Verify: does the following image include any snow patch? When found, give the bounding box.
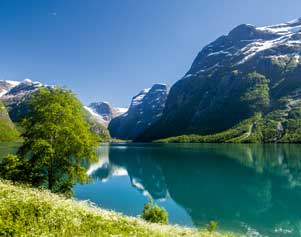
[257,19,301,35]
[208,50,231,57]
[295,54,300,63]
[131,88,150,106]
[84,106,107,125]
[237,34,299,64]
[0,89,8,97]
[115,107,128,114]
[6,80,20,87]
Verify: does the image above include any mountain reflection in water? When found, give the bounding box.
[75,143,301,237]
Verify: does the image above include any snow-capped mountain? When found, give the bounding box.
[109,84,170,140]
[0,79,47,121]
[0,79,44,100]
[185,18,301,77]
[137,18,301,142]
[86,101,127,127]
[0,80,20,97]
[0,79,111,138]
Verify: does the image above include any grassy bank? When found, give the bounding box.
[155,116,259,144]
[0,180,239,237]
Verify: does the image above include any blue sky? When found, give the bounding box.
[0,0,301,107]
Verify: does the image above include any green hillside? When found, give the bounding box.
[0,101,19,142]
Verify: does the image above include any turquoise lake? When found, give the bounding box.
[2,142,301,236]
[74,143,301,237]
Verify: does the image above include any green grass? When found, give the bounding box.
[0,180,239,237]
[156,115,260,144]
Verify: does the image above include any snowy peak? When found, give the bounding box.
[87,101,127,126]
[136,18,301,142]
[188,18,301,76]
[257,18,301,35]
[0,80,21,97]
[84,106,107,125]
[228,24,276,42]
[130,84,169,109]
[6,79,43,97]
[131,89,150,107]
[108,83,170,140]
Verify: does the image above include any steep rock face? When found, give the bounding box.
[138,19,301,142]
[87,102,127,126]
[109,84,170,140]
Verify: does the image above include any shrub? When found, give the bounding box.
[207,220,218,233]
[0,155,24,182]
[142,199,168,224]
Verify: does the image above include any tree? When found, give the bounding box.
[206,220,218,233]
[142,199,168,224]
[14,87,97,196]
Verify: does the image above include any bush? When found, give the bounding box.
[142,199,168,224]
[0,155,24,182]
[207,220,218,233]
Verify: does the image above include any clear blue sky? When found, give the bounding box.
[0,0,300,107]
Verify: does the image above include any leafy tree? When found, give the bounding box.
[0,155,26,183]
[206,220,218,233]
[4,88,98,196]
[142,199,168,224]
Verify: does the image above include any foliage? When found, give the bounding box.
[142,199,168,224]
[0,180,239,237]
[241,72,270,112]
[0,155,25,182]
[1,88,98,196]
[156,115,260,143]
[207,221,218,233]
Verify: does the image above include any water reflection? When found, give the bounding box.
[85,143,301,236]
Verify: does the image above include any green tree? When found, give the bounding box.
[206,220,218,233]
[10,88,97,196]
[142,199,168,224]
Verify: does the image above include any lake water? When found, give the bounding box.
[74,143,301,237]
[2,142,301,236]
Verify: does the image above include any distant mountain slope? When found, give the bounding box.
[0,101,19,141]
[0,79,110,140]
[83,106,111,140]
[137,18,301,142]
[0,80,20,97]
[109,84,170,140]
[0,79,46,122]
[87,101,127,126]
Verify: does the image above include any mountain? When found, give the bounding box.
[109,84,170,140]
[0,100,19,141]
[0,79,110,139]
[0,79,46,121]
[137,18,301,143]
[0,80,20,97]
[83,107,111,141]
[87,101,127,126]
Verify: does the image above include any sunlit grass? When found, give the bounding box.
[0,180,240,237]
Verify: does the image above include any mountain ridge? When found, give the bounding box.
[137,18,301,142]
[109,83,170,140]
